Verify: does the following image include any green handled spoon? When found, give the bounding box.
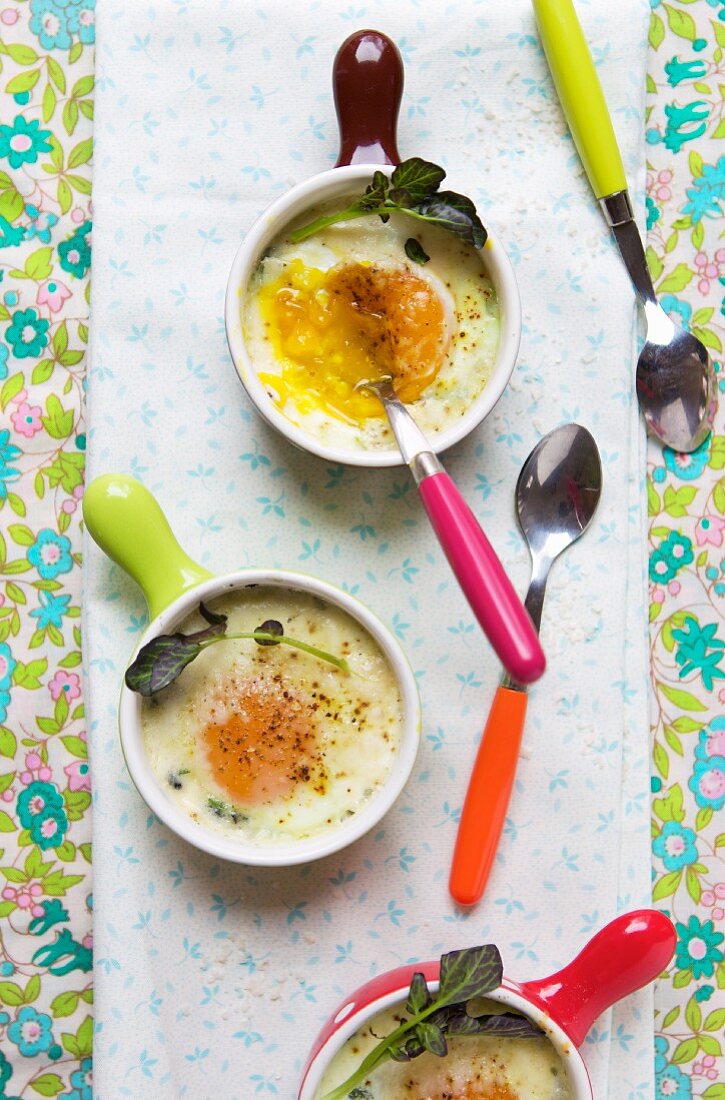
[533,0,717,454]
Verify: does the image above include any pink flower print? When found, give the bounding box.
[36,279,71,314]
[64,759,90,792]
[11,401,43,439]
[694,250,725,296]
[695,515,724,548]
[48,670,81,702]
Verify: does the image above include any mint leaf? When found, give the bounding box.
[125,634,204,696]
[416,191,487,250]
[406,971,431,1014]
[436,944,502,1008]
[390,157,446,202]
[414,1020,447,1057]
[404,237,430,265]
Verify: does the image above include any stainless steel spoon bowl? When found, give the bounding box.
[534,0,717,454]
[450,422,602,905]
[516,422,603,632]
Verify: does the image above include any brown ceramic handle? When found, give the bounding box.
[333,30,403,167]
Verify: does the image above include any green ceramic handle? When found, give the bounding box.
[532,0,627,200]
[83,474,213,620]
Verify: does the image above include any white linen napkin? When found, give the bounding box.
[85,1,653,1096]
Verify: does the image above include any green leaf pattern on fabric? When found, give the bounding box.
[0,3,93,1096]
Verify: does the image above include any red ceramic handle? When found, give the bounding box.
[519,910,677,1047]
[333,30,403,167]
[418,472,546,684]
[450,685,529,906]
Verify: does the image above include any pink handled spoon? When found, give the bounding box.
[361,377,545,684]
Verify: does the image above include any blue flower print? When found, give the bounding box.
[655,1061,691,1100]
[29,0,73,51]
[682,155,725,223]
[17,781,64,831]
[663,101,708,155]
[0,641,16,693]
[7,1005,55,1057]
[695,716,725,762]
[30,802,68,850]
[674,915,724,979]
[663,436,709,481]
[646,195,660,230]
[672,617,725,690]
[0,428,20,503]
[27,529,73,580]
[0,341,8,380]
[664,57,707,87]
[30,591,72,630]
[67,0,95,45]
[24,203,59,244]
[689,754,725,811]
[0,430,20,471]
[0,1047,12,1091]
[58,221,92,278]
[4,308,50,360]
[0,117,52,170]
[69,1057,92,1100]
[660,293,692,331]
[652,821,698,871]
[0,641,16,724]
[649,531,694,584]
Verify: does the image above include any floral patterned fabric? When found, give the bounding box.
[645,4,725,1095]
[0,1,93,1097]
[0,0,721,1096]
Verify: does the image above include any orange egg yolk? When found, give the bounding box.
[257,259,450,423]
[201,677,321,805]
[409,1084,517,1100]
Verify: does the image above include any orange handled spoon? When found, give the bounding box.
[449,423,602,906]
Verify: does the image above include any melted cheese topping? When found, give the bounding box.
[315,1004,572,1100]
[140,588,404,845]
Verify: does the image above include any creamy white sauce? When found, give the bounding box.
[140,588,403,846]
[243,205,500,452]
[315,1002,572,1100]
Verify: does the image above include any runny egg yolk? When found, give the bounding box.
[201,676,322,805]
[257,259,451,423]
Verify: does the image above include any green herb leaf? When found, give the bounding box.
[289,157,486,255]
[437,944,502,1007]
[415,1020,447,1057]
[198,602,228,629]
[359,170,389,209]
[319,943,540,1100]
[390,157,446,203]
[406,972,431,1015]
[125,635,205,696]
[125,603,349,696]
[416,191,487,250]
[404,237,430,265]
[254,619,283,646]
[444,1009,542,1040]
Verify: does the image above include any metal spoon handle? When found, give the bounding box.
[449,684,529,906]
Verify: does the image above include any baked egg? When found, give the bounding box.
[243,206,500,452]
[315,1002,572,1100]
[140,587,403,845]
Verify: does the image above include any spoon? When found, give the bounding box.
[532,0,717,454]
[360,376,546,685]
[449,423,602,906]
